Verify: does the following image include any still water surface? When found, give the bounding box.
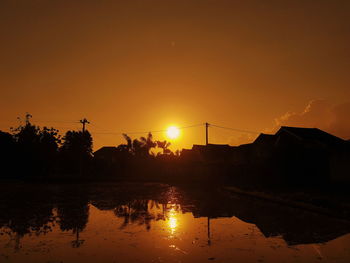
[0,183,350,263]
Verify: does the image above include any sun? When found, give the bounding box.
[166,126,180,140]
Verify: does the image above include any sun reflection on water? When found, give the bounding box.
[167,206,178,236]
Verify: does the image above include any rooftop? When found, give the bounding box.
[278,126,345,146]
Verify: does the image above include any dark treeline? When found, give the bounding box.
[94,132,184,182]
[0,117,181,181]
[0,118,93,180]
[1,116,350,188]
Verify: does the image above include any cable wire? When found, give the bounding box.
[210,124,260,134]
[89,123,204,135]
[2,118,260,136]
[31,120,79,124]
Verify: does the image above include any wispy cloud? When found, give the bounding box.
[273,99,350,139]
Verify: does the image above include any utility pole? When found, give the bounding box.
[79,118,89,177]
[205,122,209,145]
[80,118,90,132]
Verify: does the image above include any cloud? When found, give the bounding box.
[228,99,350,146]
[274,99,350,139]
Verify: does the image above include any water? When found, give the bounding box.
[0,183,350,263]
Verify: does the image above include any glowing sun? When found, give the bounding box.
[166,126,180,139]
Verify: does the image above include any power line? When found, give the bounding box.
[90,123,204,135]
[210,124,260,134]
[32,120,79,124]
[179,123,204,129]
[123,123,204,134]
[88,129,164,135]
[1,117,261,138]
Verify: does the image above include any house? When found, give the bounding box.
[274,126,345,149]
[181,144,234,163]
[251,133,277,164]
[253,133,276,145]
[94,146,121,163]
[250,127,345,152]
[180,148,200,162]
[250,127,350,183]
[230,143,254,165]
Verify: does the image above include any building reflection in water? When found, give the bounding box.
[1,183,350,253]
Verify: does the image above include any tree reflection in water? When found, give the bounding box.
[112,199,182,232]
[114,200,155,230]
[56,189,89,248]
[1,183,350,251]
[0,186,55,251]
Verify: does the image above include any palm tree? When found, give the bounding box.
[156,140,172,155]
[120,133,157,157]
[122,133,132,152]
[140,132,157,156]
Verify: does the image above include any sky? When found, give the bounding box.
[1,0,349,150]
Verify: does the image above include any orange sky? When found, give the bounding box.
[1,0,349,150]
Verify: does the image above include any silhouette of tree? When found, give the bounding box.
[39,127,61,174]
[122,133,132,152]
[156,140,172,155]
[0,130,14,147]
[140,133,157,155]
[10,117,60,176]
[59,130,93,174]
[60,130,93,157]
[120,132,157,158]
[0,131,16,177]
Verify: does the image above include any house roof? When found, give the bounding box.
[94,146,119,156]
[253,133,276,145]
[277,126,345,147]
[192,144,232,151]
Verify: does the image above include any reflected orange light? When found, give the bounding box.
[168,207,178,235]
